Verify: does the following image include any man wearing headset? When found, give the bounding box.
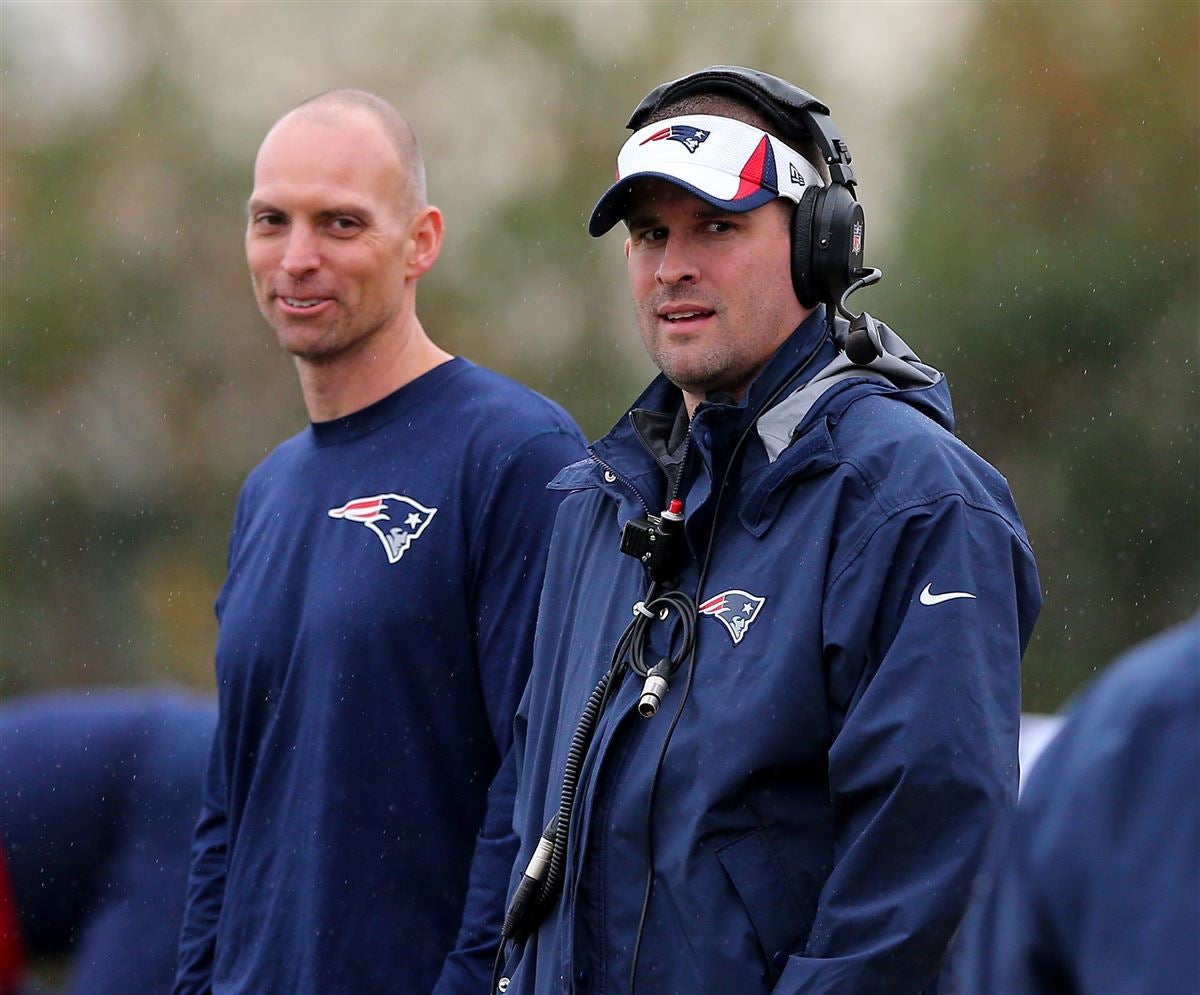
[497,68,1041,994]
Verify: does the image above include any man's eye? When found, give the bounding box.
[330,217,362,234]
[254,213,285,228]
[637,227,667,244]
[706,220,733,233]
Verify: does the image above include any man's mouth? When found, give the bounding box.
[658,306,715,324]
[275,294,334,315]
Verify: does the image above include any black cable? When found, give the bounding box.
[628,323,833,993]
[627,590,697,680]
[491,939,508,995]
[536,667,616,916]
[502,579,671,952]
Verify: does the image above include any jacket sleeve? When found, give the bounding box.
[172,728,228,995]
[772,495,1040,995]
[432,427,585,995]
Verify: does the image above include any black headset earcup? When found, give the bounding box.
[811,184,865,308]
[790,186,820,309]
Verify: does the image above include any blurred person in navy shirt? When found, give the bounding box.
[957,614,1200,994]
[0,689,214,995]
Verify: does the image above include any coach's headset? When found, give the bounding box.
[625,65,885,363]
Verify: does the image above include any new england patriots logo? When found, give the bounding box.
[639,124,711,154]
[698,589,766,646]
[327,493,437,564]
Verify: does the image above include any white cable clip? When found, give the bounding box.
[632,601,655,619]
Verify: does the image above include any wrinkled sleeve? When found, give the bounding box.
[772,495,1041,995]
[432,427,585,995]
[172,727,228,995]
[173,490,250,995]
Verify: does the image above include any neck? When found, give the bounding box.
[296,312,452,422]
[681,385,744,420]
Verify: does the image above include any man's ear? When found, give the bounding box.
[405,206,444,279]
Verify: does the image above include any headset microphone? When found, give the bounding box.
[835,266,885,364]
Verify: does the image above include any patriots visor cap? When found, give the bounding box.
[588,114,824,237]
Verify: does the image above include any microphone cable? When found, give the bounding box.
[496,580,698,990]
[627,321,833,994]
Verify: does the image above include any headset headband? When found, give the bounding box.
[627,65,858,190]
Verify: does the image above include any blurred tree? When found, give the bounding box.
[1,5,294,693]
[869,1,1198,708]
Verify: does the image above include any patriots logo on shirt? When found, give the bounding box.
[327,493,437,564]
[639,124,711,154]
[698,589,766,646]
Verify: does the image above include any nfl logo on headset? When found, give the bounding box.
[851,222,863,257]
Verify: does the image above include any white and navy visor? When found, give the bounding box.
[588,114,823,237]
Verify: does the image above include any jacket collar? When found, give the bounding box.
[590,306,837,478]
[551,308,844,510]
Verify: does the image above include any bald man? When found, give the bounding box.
[173,90,585,995]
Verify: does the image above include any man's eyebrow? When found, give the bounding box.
[625,210,660,230]
[245,199,376,221]
[626,204,727,229]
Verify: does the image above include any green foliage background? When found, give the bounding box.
[2,1,1196,710]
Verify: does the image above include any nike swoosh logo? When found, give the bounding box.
[920,583,977,606]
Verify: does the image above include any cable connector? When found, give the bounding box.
[500,815,557,941]
[638,661,671,718]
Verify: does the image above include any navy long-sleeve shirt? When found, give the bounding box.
[174,359,585,995]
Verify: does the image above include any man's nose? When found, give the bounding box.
[280,226,320,279]
[655,238,698,286]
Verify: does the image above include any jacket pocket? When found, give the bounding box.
[715,828,814,975]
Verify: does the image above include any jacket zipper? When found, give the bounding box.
[589,450,651,517]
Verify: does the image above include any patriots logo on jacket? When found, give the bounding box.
[327,493,437,564]
[639,124,711,153]
[698,589,766,645]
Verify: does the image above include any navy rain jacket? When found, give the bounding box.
[505,309,1042,994]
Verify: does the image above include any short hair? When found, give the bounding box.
[285,88,427,208]
[647,92,830,185]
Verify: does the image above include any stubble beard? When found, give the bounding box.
[258,291,393,367]
[636,293,802,401]
[642,317,737,397]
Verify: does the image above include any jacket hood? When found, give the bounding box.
[756,314,951,462]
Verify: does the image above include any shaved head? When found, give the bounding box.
[275,88,427,209]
